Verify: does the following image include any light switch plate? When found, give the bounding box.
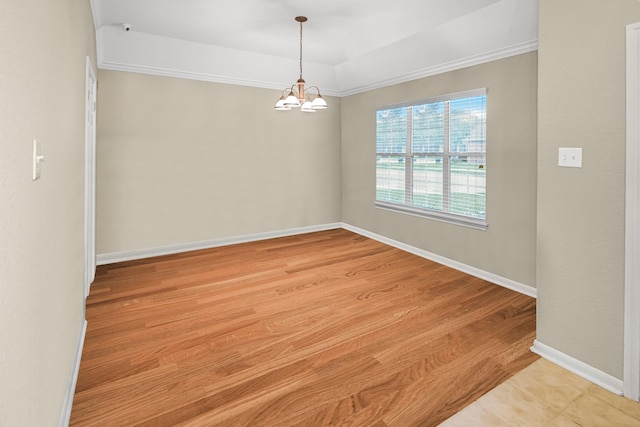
[558,147,582,168]
[32,139,44,180]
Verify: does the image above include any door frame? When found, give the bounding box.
[84,56,97,299]
[625,21,640,402]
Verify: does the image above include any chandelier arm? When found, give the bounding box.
[306,86,322,96]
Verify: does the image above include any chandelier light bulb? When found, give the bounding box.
[301,97,316,112]
[311,94,328,110]
[283,91,301,107]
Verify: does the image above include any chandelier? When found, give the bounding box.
[274,16,328,112]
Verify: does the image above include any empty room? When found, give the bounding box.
[3,0,640,426]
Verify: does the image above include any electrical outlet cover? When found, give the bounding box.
[558,147,582,168]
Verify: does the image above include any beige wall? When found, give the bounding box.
[96,71,342,254]
[1,1,635,423]
[341,52,538,287]
[0,0,96,425]
[537,0,640,379]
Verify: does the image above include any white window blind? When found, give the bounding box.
[375,89,487,230]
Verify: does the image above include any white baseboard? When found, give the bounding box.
[59,319,87,427]
[98,222,536,299]
[341,223,537,298]
[531,339,624,395]
[97,223,343,265]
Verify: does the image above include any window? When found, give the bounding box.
[375,89,487,230]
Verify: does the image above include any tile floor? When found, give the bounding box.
[439,358,640,427]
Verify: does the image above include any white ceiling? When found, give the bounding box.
[90,0,538,96]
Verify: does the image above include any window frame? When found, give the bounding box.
[375,88,488,231]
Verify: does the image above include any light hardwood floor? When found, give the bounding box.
[70,229,537,426]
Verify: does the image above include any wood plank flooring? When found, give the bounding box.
[70,229,537,426]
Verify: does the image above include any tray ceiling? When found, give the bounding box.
[90,0,538,96]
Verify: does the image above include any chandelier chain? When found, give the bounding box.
[299,20,303,80]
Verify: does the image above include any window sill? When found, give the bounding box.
[375,201,488,231]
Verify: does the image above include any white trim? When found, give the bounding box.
[625,22,640,402]
[375,203,488,231]
[97,223,343,265]
[97,222,535,298]
[341,223,536,298]
[98,60,340,99]
[339,41,538,97]
[532,340,624,396]
[84,57,97,298]
[376,87,488,111]
[97,222,535,299]
[88,0,101,31]
[59,319,87,427]
[97,41,536,99]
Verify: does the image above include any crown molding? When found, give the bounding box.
[96,22,537,99]
[99,40,537,98]
[89,0,101,31]
[99,60,349,96]
[96,26,343,97]
[339,40,538,97]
